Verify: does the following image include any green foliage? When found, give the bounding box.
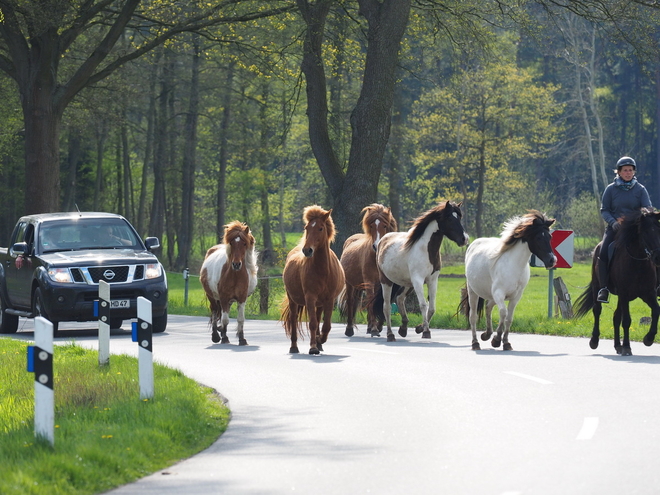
[0,340,229,495]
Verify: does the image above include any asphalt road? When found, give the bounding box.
[9,315,660,495]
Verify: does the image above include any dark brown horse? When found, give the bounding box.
[574,208,660,356]
[281,205,346,354]
[200,221,258,345]
[339,204,398,337]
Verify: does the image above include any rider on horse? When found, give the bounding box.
[597,156,652,303]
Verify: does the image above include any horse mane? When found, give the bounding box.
[302,204,336,243]
[223,221,258,277]
[361,203,398,234]
[404,201,457,250]
[499,210,554,254]
[614,207,653,249]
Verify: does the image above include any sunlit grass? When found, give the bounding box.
[0,339,229,495]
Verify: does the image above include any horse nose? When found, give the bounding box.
[302,247,313,258]
[547,255,557,269]
[232,261,242,270]
[463,233,469,245]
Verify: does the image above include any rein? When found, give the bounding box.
[624,243,660,262]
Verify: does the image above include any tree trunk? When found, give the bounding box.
[62,127,81,212]
[297,0,411,255]
[216,61,235,243]
[176,35,200,270]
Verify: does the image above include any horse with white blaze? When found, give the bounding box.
[464,210,556,351]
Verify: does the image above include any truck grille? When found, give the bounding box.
[71,265,150,285]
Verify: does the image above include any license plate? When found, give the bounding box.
[110,299,130,309]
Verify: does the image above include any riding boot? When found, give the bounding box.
[597,257,609,303]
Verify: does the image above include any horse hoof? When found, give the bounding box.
[472,342,481,351]
[589,338,599,350]
[415,325,423,334]
[387,334,396,342]
[366,328,372,335]
[480,332,491,341]
[289,346,299,354]
[345,327,354,337]
[503,342,513,351]
[491,337,501,348]
[309,347,320,355]
[221,337,230,344]
[211,333,220,344]
[621,348,633,357]
[398,328,408,338]
[239,339,248,346]
[371,331,381,338]
[422,330,431,339]
[317,343,324,352]
[644,335,655,346]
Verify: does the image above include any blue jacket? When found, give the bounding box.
[600,180,652,228]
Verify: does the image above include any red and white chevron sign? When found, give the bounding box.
[550,230,574,268]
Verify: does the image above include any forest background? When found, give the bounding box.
[2,0,660,273]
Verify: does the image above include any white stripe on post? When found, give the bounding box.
[137,296,154,400]
[34,316,54,446]
[98,280,110,366]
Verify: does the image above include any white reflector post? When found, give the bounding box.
[34,316,54,446]
[98,280,110,366]
[137,297,154,400]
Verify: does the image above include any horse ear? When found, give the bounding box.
[324,209,333,219]
[546,218,555,227]
[243,225,251,235]
[456,201,463,208]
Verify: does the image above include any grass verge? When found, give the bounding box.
[0,339,229,495]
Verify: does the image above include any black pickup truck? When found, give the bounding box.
[0,212,168,335]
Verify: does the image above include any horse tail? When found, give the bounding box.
[372,284,385,322]
[337,286,349,321]
[455,285,485,320]
[573,281,595,319]
[279,297,308,339]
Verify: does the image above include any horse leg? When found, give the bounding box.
[220,303,231,344]
[381,283,395,341]
[365,284,379,335]
[619,301,633,356]
[420,273,439,340]
[411,279,430,338]
[613,304,623,354]
[467,288,481,350]
[307,296,321,355]
[396,288,409,338]
[589,300,602,350]
[500,298,521,351]
[319,302,334,351]
[345,285,357,337]
[643,295,660,346]
[490,294,508,348]
[315,306,325,351]
[236,300,248,346]
[481,300,495,342]
[210,300,221,343]
[287,299,299,354]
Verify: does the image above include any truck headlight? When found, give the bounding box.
[48,268,73,283]
[145,263,162,279]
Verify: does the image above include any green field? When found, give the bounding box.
[168,260,658,344]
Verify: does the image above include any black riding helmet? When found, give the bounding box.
[616,156,636,170]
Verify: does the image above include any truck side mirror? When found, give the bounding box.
[144,237,160,251]
[10,242,28,258]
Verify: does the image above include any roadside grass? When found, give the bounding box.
[0,339,229,495]
[169,259,657,344]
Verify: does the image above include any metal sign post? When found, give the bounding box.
[530,230,574,318]
[132,296,154,400]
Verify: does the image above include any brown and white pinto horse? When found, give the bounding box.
[374,201,469,342]
[339,204,398,337]
[281,205,345,354]
[200,221,258,345]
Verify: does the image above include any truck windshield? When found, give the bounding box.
[40,219,142,253]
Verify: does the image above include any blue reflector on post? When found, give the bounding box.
[93,300,99,317]
[27,345,34,372]
[132,321,138,342]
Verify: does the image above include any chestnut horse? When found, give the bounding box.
[339,204,398,337]
[374,201,469,342]
[281,205,345,354]
[200,221,258,345]
[574,208,660,356]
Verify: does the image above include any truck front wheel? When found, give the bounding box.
[0,293,19,334]
[153,312,167,333]
[33,288,59,334]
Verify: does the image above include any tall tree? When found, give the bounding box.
[0,0,294,214]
